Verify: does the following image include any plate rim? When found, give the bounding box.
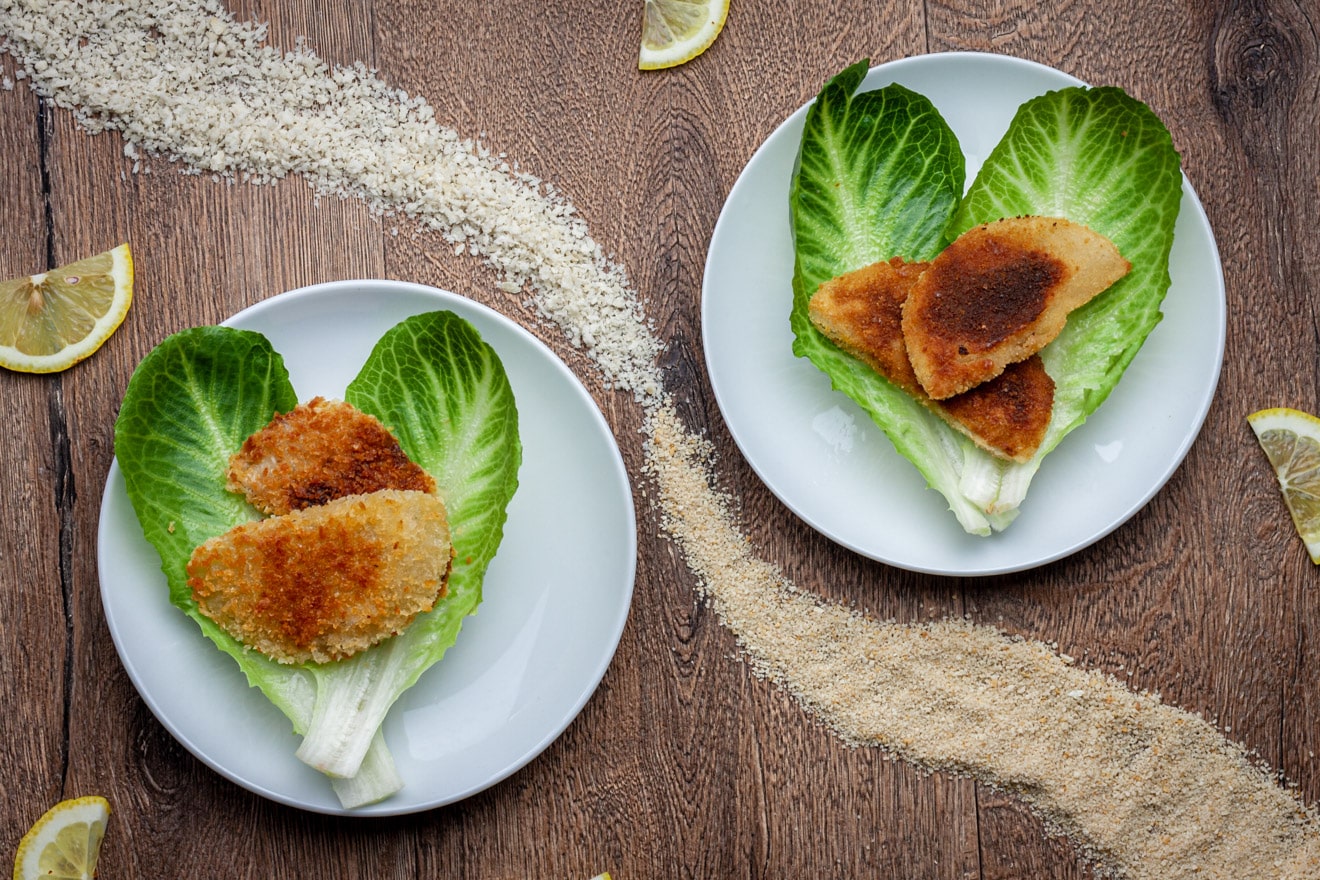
[700,50,1227,576]
[97,278,637,815]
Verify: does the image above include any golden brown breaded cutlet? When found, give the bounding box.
[227,396,436,516]
[937,358,1054,463]
[901,216,1130,400]
[808,257,1054,463]
[808,257,930,398]
[187,489,453,665]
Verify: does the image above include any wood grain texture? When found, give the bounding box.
[1,0,1317,877]
[0,55,67,830]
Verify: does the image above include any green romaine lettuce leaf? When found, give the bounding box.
[297,310,522,780]
[112,326,313,717]
[950,86,1184,474]
[790,63,1182,533]
[789,61,1007,534]
[113,311,521,807]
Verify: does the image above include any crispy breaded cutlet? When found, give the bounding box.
[809,256,1054,462]
[901,216,1130,400]
[227,396,436,516]
[187,489,454,665]
[937,361,1054,462]
[809,257,930,398]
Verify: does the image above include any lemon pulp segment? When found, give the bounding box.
[1248,407,1320,563]
[12,796,111,880]
[639,0,729,70]
[0,243,133,373]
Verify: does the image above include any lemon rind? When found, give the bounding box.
[1247,406,1320,439]
[1248,406,1320,564]
[13,796,111,880]
[0,244,133,374]
[638,0,729,70]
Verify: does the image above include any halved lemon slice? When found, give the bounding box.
[639,0,729,70]
[0,243,133,373]
[1248,407,1320,563]
[12,796,110,880]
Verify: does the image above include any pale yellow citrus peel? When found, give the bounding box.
[12,796,111,880]
[639,0,729,70]
[0,243,133,373]
[1248,406,1320,563]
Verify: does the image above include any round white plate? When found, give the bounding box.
[98,280,637,815]
[702,52,1225,575]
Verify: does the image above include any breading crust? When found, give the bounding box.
[188,489,453,665]
[901,216,1130,400]
[808,256,1054,462]
[227,396,436,516]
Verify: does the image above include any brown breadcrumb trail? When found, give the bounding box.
[188,490,453,665]
[227,397,435,515]
[7,3,1319,874]
[645,400,1320,879]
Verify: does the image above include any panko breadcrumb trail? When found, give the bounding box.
[188,489,453,665]
[6,3,1318,875]
[228,397,436,515]
[645,403,1320,878]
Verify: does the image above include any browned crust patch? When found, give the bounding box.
[808,256,929,397]
[227,396,436,515]
[938,357,1054,462]
[808,257,1054,462]
[901,216,1130,400]
[187,489,453,665]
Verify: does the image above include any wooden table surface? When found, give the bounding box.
[2,1,1317,877]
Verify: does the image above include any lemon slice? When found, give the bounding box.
[12,796,110,880]
[0,243,134,373]
[639,0,729,70]
[1248,407,1320,563]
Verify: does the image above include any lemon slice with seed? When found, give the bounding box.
[639,0,729,70]
[13,796,110,880]
[0,243,133,373]
[1248,407,1320,563]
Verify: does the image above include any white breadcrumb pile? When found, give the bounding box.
[0,0,662,400]
[6,1,1320,876]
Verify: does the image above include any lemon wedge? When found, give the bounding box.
[0,243,133,373]
[12,796,110,880]
[1248,407,1320,563]
[639,0,729,70]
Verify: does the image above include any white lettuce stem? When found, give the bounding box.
[296,638,408,779]
[958,444,1005,513]
[330,729,404,808]
[278,663,404,807]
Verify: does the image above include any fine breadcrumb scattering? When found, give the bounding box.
[8,4,1319,875]
[0,0,662,400]
[187,490,453,664]
[644,401,1320,879]
[227,397,436,515]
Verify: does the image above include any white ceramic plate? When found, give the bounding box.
[98,280,637,815]
[702,52,1225,575]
